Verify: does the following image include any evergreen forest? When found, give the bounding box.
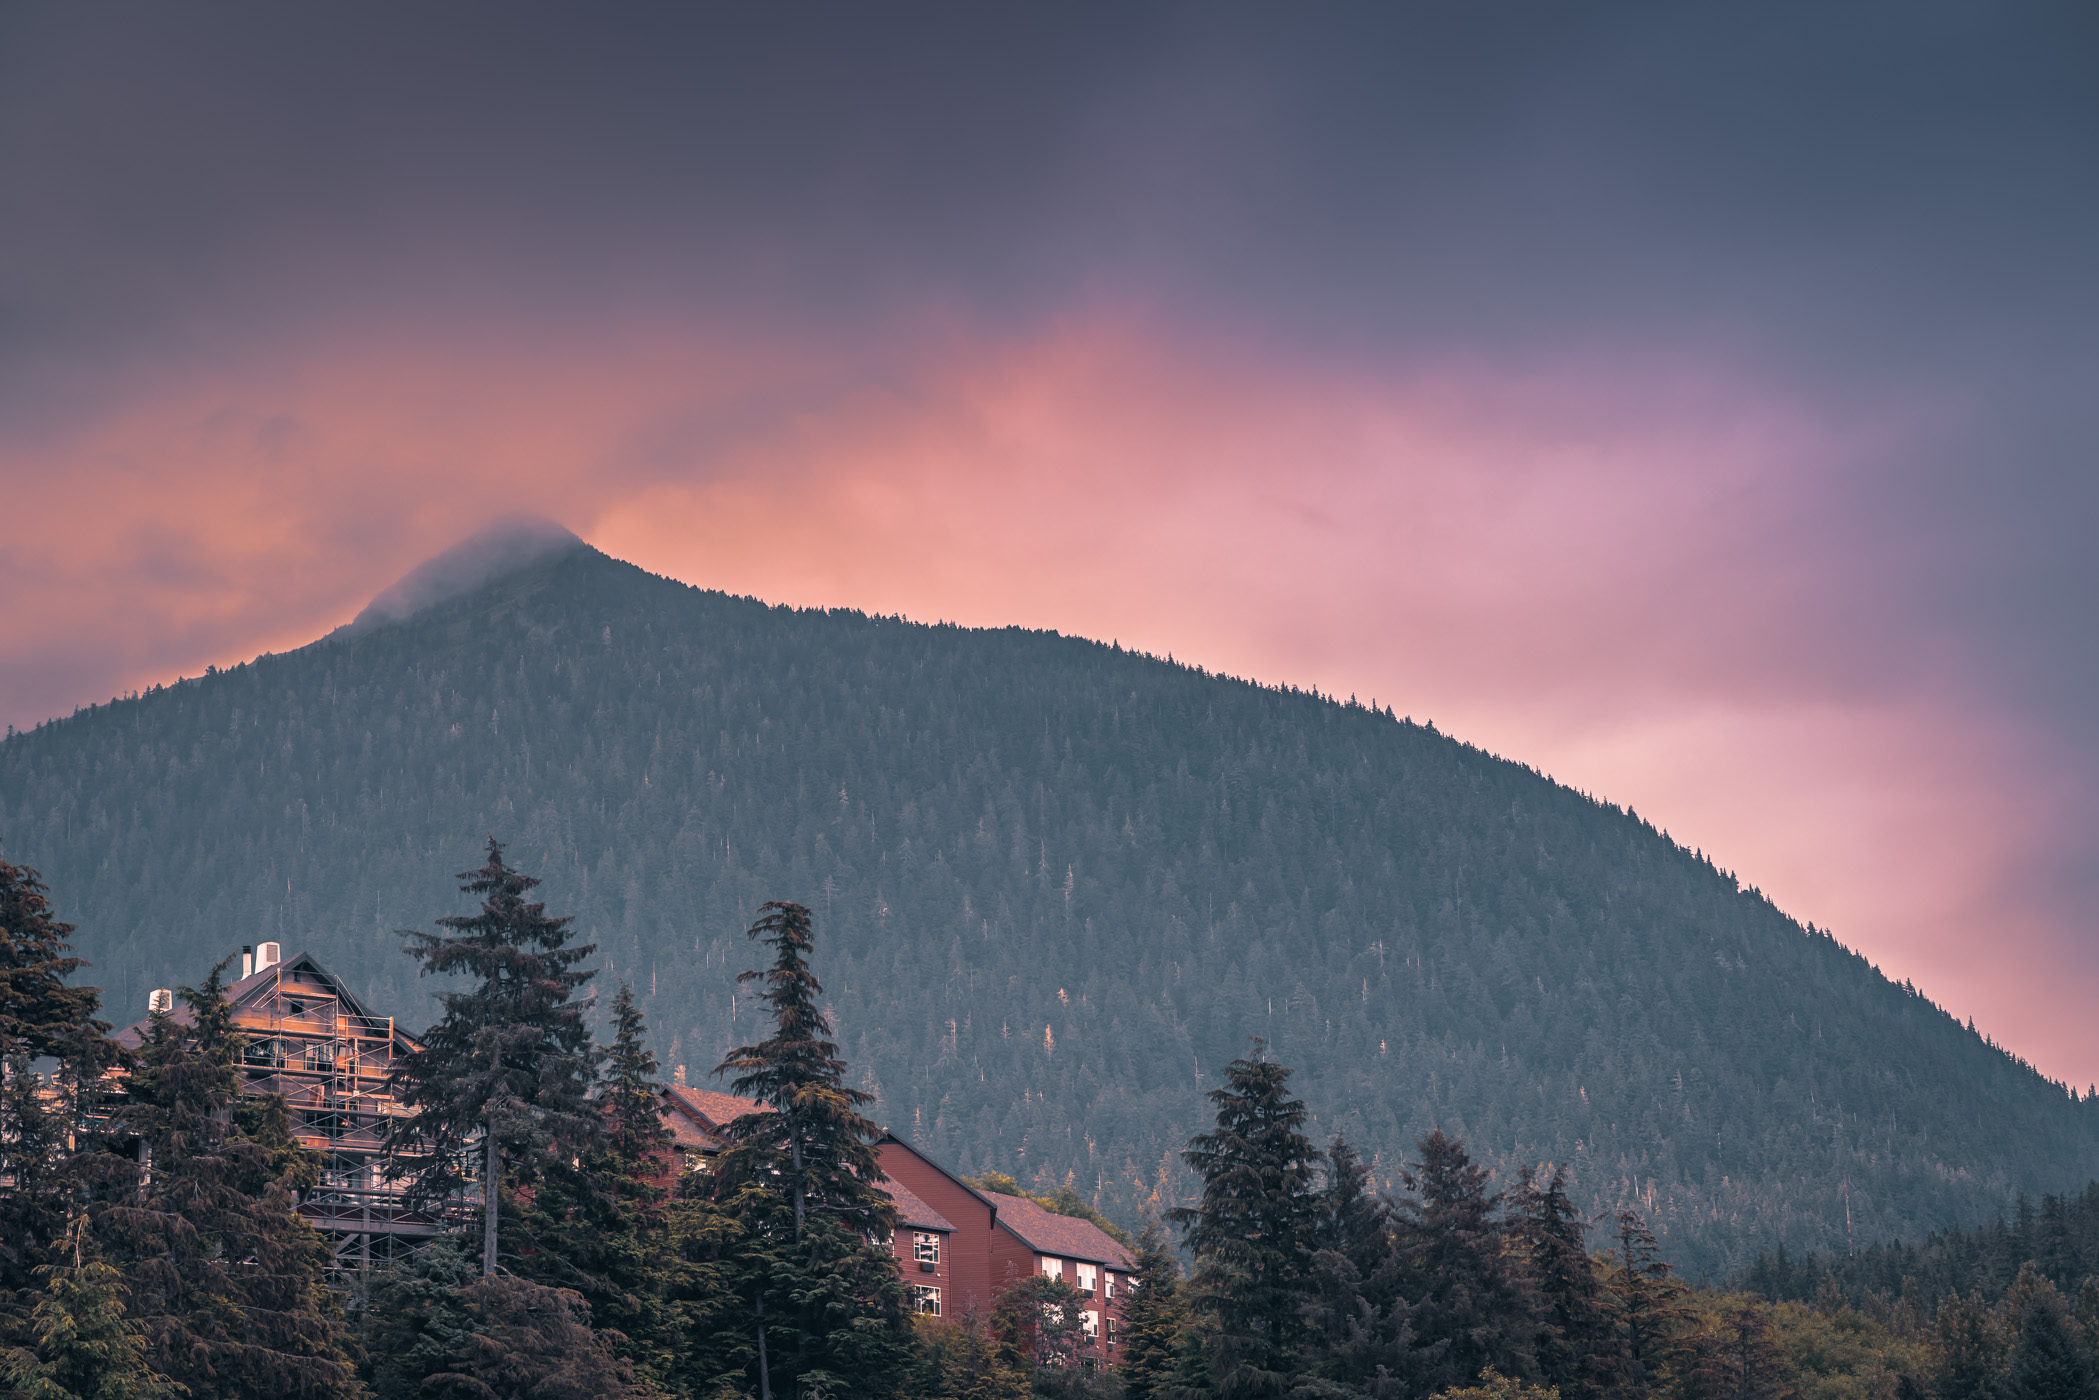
[9,849,2099,1400]
[1,535,2094,1271]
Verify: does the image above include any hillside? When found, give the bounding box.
[2,534,2092,1272]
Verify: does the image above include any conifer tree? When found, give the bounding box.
[714,901,893,1241]
[707,900,912,1400]
[1677,1301,1798,1400]
[1601,1213,1686,1400]
[1169,1042,1323,1400]
[1118,1219,1190,1400]
[1,1222,183,1400]
[0,857,116,1318]
[1300,1136,1408,1398]
[387,840,599,1278]
[509,983,681,1391]
[99,965,359,1400]
[1393,1131,1536,1393]
[1319,1137,1392,1283]
[1936,1288,2009,1400]
[430,1276,651,1400]
[1511,1166,1618,1400]
[2002,1270,2094,1400]
[363,1235,482,1400]
[0,856,100,1065]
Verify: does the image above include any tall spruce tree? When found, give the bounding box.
[2003,1270,2094,1400]
[1119,1218,1190,1400]
[1601,1213,1687,1400]
[1169,1042,1323,1400]
[1392,1130,1536,1394]
[0,856,116,1322]
[1300,1135,1408,1399]
[98,965,359,1400]
[708,900,912,1400]
[1319,1137,1393,1283]
[0,856,100,1065]
[509,983,682,1391]
[1512,1166,1619,1400]
[387,840,599,1278]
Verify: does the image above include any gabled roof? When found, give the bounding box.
[658,1085,767,1153]
[875,1131,1000,1218]
[885,1179,955,1232]
[659,1099,945,1228]
[664,1084,767,1129]
[982,1191,1134,1271]
[115,951,418,1053]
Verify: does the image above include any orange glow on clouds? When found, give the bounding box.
[0,315,2084,1079]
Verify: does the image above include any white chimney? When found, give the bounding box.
[241,945,254,978]
[255,942,281,972]
[148,988,174,1014]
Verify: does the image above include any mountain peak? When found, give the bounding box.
[346,516,586,635]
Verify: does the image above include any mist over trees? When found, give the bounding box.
[2,544,2095,1269]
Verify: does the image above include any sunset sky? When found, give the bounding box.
[3,6,2095,1079]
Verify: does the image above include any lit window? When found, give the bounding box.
[1076,1262,1097,1297]
[1041,1256,1062,1280]
[1080,1311,1099,1339]
[914,1231,941,1266]
[914,1286,941,1316]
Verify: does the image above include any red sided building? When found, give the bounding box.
[652,1092,1132,1362]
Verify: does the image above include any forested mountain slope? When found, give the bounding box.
[3,536,2092,1272]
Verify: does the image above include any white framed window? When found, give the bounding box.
[914,1285,941,1316]
[1081,1310,1099,1340]
[1076,1262,1097,1297]
[1041,1256,1063,1280]
[914,1231,941,1266]
[1106,1315,1117,1346]
[1103,1271,1116,1300]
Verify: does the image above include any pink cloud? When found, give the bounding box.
[2,313,2086,1079]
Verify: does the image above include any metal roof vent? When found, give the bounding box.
[256,942,281,972]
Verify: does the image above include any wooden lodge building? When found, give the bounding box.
[118,949,1135,1362]
[114,944,440,1273]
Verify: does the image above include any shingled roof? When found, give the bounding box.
[658,1091,943,1227]
[982,1191,1133,1270]
[885,1178,955,1232]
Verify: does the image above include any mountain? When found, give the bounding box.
[2,534,2093,1273]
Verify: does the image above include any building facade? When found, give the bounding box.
[116,945,438,1273]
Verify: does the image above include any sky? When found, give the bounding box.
[3,3,2096,1080]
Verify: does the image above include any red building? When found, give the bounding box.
[654,1095,1133,1359]
[875,1133,1133,1360]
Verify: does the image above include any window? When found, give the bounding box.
[914,1231,941,1266]
[914,1286,942,1317]
[1041,1256,1063,1280]
[681,1151,709,1175]
[1105,1316,1117,1346]
[1080,1311,1099,1340]
[1076,1262,1097,1297]
[1103,1271,1116,1300]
